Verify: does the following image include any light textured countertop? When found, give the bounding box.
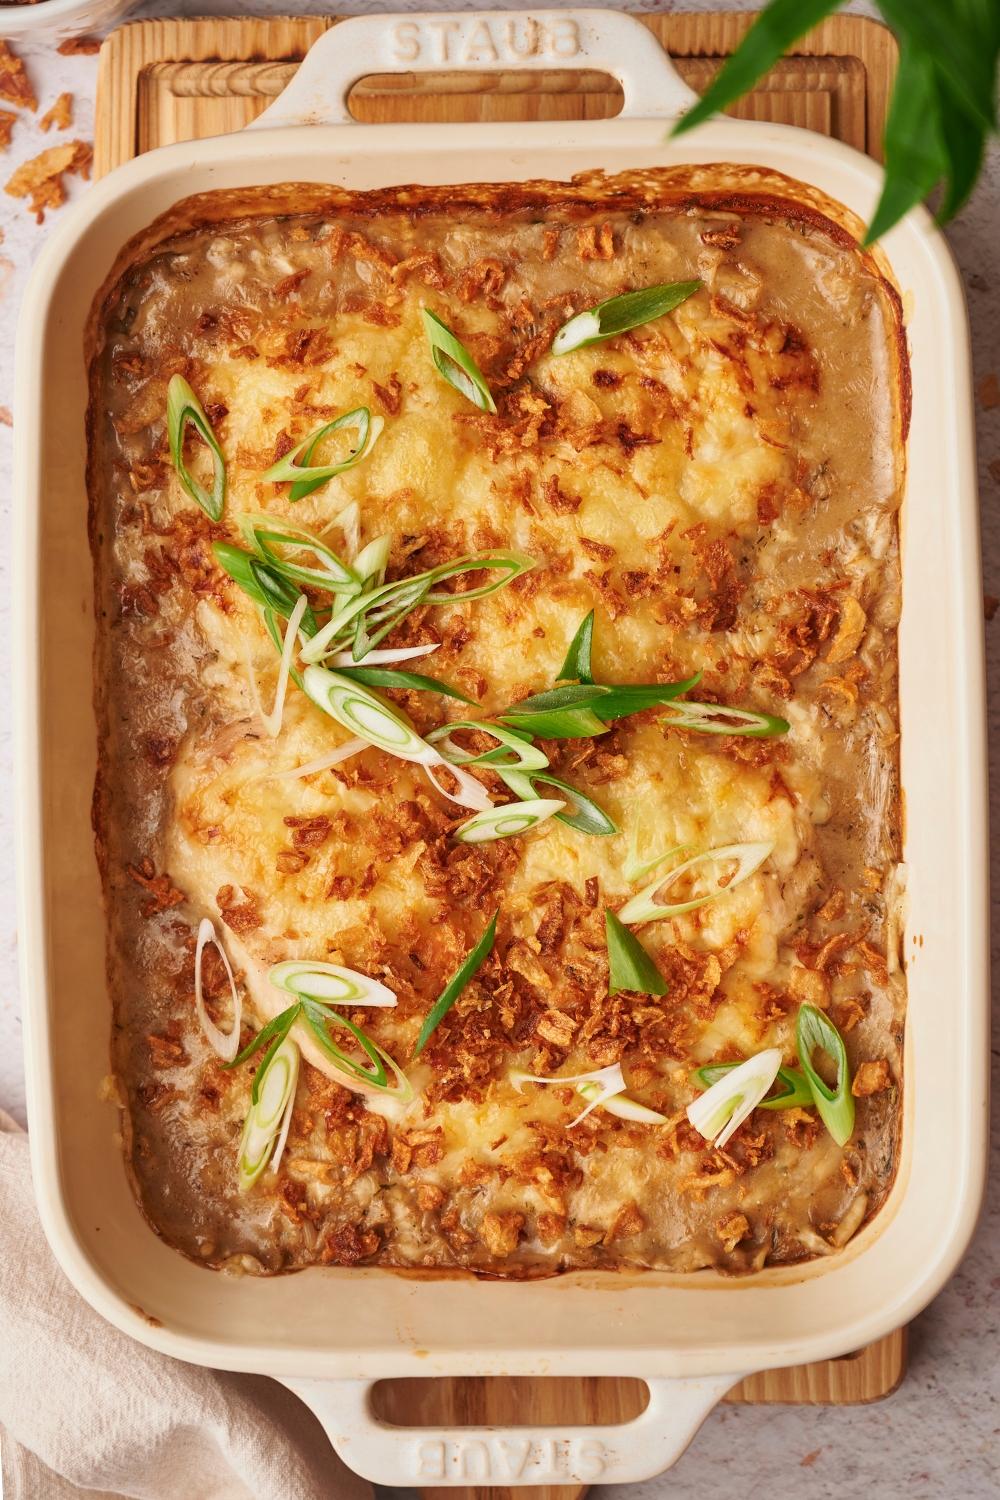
[0,3,998,1496]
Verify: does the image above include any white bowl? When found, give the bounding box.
[0,0,136,43]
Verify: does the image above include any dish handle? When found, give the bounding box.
[246,8,701,130]
[279,1373,747,1486]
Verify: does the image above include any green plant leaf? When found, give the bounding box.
[606,910,668,997]
[934,65,988,223]
[878,0,999,135]
[670,0,844,138]
[413,911,498,1058]
[864,39,949,245]
[558,612,595,684]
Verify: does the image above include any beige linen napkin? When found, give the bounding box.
[0,1108,376,1500]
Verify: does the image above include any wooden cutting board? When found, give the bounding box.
[92,13,906,1492]
[93,11,898,176]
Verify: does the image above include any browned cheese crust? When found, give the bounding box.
[88,166,907,1278]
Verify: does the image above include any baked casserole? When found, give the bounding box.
[88,165,909,1277]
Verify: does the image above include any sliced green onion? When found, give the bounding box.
[558,611,595,685]
[299,551,534,665]
[423,761,494,812]
[223,1003,300,1098]
[320,500,360,559]
[301,666,431,758]
[243,593,308,739]
[686,1047,783,1150]
[661,700,790,738]
[606,909,668,996]
[796,1005,855,1147]
[498,769,618,837]
[423,309,497,414]
[552,280,702,356]
[248,562,318,636]
[303,577,431,664]
[305,1002,414,1100]
[427,722,550,816]
[499,705,611,739]
[577,1081,668,1124]
[352,534,392,589]
[265,739,369,781]
[237,513,360,593]
[498,674,704,737]
[237,1032,300,1191]
[329,644,438,667]
[594,675,704,719]
[696,1062,813,1111]
[622,807,698,884]
[428,721,550,772]
[508,674,700,720]
[259,408,384,501]
[270,959,397,1008]
[167,374,226,522]
[194,918,242,1062]
[413,911,497,1059]
[332,666,475,704]
[301,665,490,810]
[617,841,774,926]
[422,551,535,604]
[214,541,319,636]
[237,990,412,1104]
[503,684,612,715]
[454,798,565,844]
[511,1063,626,1127]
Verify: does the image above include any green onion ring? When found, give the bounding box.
[259,408,384,501]
[423,309,497,413]
[167,374,226,522]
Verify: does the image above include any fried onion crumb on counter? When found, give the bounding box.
[88,165,907,1278]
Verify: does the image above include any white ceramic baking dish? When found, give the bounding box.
[13,11,988,1487]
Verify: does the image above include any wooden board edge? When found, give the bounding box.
[724,1326,908,1406]
[95,15,337,177]
[94,10,897,178]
